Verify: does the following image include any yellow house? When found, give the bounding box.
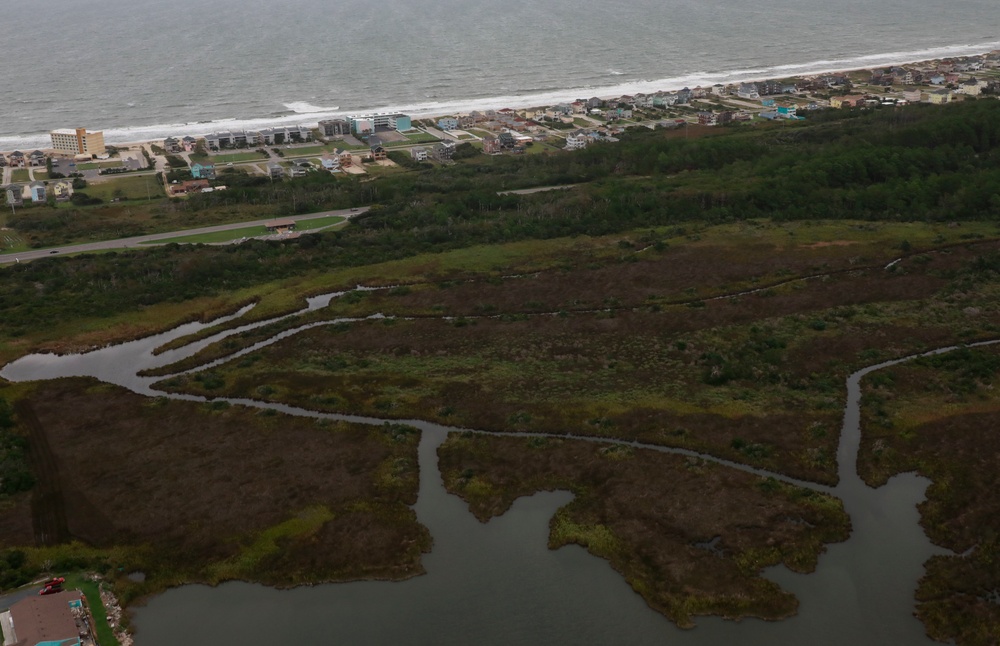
[926,90,952,105]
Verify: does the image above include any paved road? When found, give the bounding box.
[0,207,367,265]
[497,184,578,196]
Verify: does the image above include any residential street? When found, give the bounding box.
[0,207,366,265]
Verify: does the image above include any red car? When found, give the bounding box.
[39,577,65,595]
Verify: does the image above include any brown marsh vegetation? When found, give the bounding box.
[437,432,849,627]
[0,378,428,604]
[859,346,1000,645]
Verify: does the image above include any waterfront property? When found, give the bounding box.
[50,127,105,156]
[1,590,88,646]
[348,113,412,136]
[437,117,459,131]
[318,119,351,137]
[204,126,312,150]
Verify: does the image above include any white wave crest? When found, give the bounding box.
[283,101,341,114]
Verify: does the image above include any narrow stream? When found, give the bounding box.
[2,291,990,645]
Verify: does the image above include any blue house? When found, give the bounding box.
[29,181,46,203]
[437,117,459,131]
[190,162,216,179]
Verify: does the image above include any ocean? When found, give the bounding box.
[2,0,999,149]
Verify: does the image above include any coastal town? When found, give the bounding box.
[2,50,1000,209]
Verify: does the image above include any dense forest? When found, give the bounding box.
[2,99,999,339]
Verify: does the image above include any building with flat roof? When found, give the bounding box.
[49,128,105,156]
[318,119,351,137]
[348,113,412,135]
[1,590,86,646]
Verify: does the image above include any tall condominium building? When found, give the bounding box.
[50,127,106,155]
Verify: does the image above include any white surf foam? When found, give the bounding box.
[2,40,997,151]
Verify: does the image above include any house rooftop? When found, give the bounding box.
[7,590,84,646]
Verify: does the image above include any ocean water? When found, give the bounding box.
[2,0,999,149]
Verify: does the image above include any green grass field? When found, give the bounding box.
[62,573,121,646]
[282,145,329,157]
[213,151,268,163]
[141,215,345,246]
[403,131,441,144]
[77,161,123,171]
[141,225,270,245]
[84,175,164,202]
[10,169,31,182]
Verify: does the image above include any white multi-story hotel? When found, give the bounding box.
[50,127,105,156]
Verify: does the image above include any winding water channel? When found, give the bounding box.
[2,290,992,645]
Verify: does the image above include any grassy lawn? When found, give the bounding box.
[213,151,268,163]
[62,573,120,646]
[140,215,344,246]
[294,214,345,231]
[282,145,329,157]
[84,175,164,202]
[403,131,441,144]
[524,142,559,155]
[10,169,30,182]
[141,225,271,245]
[76,161,122,171]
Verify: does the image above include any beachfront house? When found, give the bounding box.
[8,151,25,168]
[190,162,216,180]
[0,154,6,167]
[436,117,459,131]
[737,83,760,100]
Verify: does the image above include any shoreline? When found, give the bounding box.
[2,41,999,154]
